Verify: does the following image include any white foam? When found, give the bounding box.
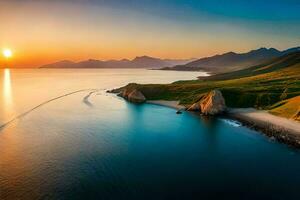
[221,119,242,127]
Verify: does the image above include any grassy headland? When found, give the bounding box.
[115,52,300,120]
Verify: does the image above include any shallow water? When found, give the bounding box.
[0,69,300,200]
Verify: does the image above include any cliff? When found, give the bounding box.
[188,90,226,115]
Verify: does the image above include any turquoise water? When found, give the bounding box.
[0,69,300,199]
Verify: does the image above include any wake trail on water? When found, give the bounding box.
[83,91,98,107]
[0,89,98,131]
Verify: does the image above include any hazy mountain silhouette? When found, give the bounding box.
[202,51,300,80]
[161,47,300,73]
[40,56,195,69]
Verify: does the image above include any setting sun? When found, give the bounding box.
[3,49,12,58]
[0,1,299,199]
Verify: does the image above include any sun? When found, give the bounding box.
[3,49,12,58]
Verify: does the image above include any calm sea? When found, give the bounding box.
[0,69,300,200]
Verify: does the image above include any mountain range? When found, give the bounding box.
[161,47,300,73]
[40,56,195,69]
[41,47,300,73]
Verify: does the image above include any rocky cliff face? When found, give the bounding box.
[294,110,300,121]
[188,90,226,115]
[118,89,146,103]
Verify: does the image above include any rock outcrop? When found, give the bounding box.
[188,90,226,115]
[187,101,201,111]
[294,110,300,121]
[118,89,146,103]
[127,89,146,103]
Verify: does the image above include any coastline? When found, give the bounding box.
[146,100,185,110]
[228,108,300,148]
[145,100,300,148]
[228,109,300,135]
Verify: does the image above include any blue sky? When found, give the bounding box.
[87,0,300,20]
[0,0,299,66]
[77,0,300,39]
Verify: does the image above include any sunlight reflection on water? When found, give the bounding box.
[2,69,14,118]
[0,69,300,200]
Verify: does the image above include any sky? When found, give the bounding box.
[0,0,299,67]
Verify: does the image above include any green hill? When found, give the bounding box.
[116,51,300,119]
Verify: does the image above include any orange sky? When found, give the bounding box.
[0,1,298,67]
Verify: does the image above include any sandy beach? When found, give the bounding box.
[146,100,300,147]
[147,101,300,134]
[228,108,300,147]
[228,108,300,135]
[146,100,186,110]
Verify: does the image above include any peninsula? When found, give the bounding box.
[110,51,300,147]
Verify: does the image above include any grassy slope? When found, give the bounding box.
[269,96,300,120]
[202,51,300,80]
[119,52,300,119]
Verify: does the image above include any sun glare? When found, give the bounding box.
[3,49,12,58]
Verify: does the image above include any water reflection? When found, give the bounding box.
[2,68,14,116]
[0,69,300,199]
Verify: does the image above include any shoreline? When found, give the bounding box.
[145,100,300,148]
[228,108,300,148]
[146,100,185,110]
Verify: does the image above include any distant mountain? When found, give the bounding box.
[40,56,195,69]
[202,51,300,81]
[161,47,300,73]
[41,60,77,68]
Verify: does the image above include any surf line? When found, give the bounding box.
[0,89,98,131]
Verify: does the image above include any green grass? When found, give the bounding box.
[117,52,300,119]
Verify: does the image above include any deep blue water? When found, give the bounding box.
[0,69,300,200]
[1,95,300,199]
